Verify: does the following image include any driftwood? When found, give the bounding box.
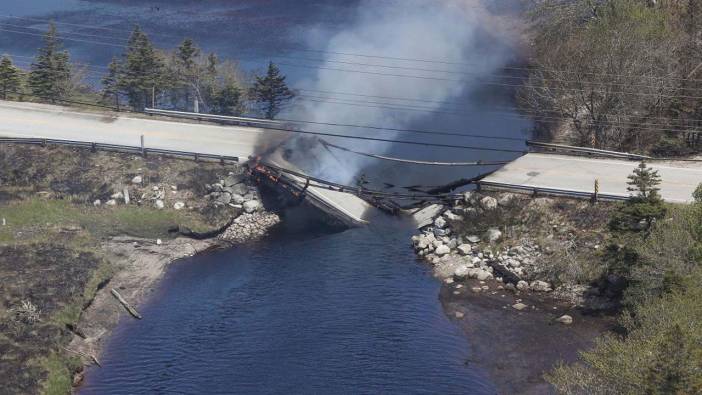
[110,289,142,319]
[62,346,101,367]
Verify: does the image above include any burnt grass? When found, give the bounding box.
[0,144,241,393]
[0,244,103,394]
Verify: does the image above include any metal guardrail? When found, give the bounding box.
[527,141,651,161]
[144,108,284,128]
[478,180,629,202]
[0,137,239,163]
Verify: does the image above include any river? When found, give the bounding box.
[80,217,495,394]
[1,1,530,392]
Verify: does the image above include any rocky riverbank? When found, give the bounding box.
[411,190,621,393]
[0,144,281,394]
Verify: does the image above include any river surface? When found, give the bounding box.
[80,218,495,394]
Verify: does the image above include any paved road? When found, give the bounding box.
[483,153,702,203]
[0,100,379,225]
[0,100,290,159]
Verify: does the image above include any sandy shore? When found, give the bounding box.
[67,236,223,382]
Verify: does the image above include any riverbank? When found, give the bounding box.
[412,191,623,393]
[0,144,279,394]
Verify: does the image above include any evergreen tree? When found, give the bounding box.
[117,26,166,110]
[250,62,294,119]
[0,55,21,100]
[28,23,71,103]
[211,81,243,116]
[611,161,667,231]
[101,57,121,108]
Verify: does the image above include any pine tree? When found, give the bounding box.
[28,23,71,103]
[117,26,166,110]
[212,81,242,116]
[627,161,662,202]
[611,161,667,231]
[250,62,294,119]
[0,55,21,100]
[101,57,121,108]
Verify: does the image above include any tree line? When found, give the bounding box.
[0,23,294,119]
[521,0,702,156]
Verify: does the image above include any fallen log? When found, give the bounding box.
[173,216,235,240]
[62,346,101,367]
[110,289,142,319]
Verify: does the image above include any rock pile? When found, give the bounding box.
[411,192,553,293]
[219,212,281,243]
[206,173,261,210]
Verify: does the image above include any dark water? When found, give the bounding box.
[80,218,495,394]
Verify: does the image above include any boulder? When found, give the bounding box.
[154,200,165,209]
[474,269,493,281]
[530,280,553,292]
[435,245,451,256]
[110,191,123,200]
[173,202,185,210]
[466,235,481,244]
[497,193,517,206]
[105,199,117,206]
[454,311,465,319]
[454,265,470,279]
[485,228,502,243]
[216,193,232,205]
[516,280,529,291]
[211,183,224,192]
[556,315,573,325]
[231,194,246,204]
[243,200,261,213]
[434,258,463,279]
[434,216,447,229]
[456,244,472,255]
[512,303,528,311]
[433,228,450,237]
[480,196,498,210]
[131,175,142,184]
[447,238,458,249]
[223,174,245,187]
[462,191,473,204]
[443,211,463,222]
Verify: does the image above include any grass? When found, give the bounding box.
[0,198,211,245]
[40,353,82,395]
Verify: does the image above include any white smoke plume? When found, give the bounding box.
[283,0,521,185]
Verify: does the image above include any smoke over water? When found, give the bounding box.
[279,0,523,186]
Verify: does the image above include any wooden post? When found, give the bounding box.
[592,179,599,204]
[140,135,145,157]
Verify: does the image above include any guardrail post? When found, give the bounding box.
[219,156,224,165]
[140,135,146,157]
[91,142,97,153]
[41,139,46,147]
[194,154,199,162]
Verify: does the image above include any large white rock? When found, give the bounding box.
[105,199,117,206]
[434,216,447,229]
[456,244,472,255]
[530,280,553,292]
[131,175,143,184]
[556,315,573,325]
[443,210,463,222]
[473,269,493,281]
[154,200,165,209]
[173,202,185,210]
[454,265,470,279]
[516,280,530,291]
[243,200,261,213]
[480,196,498,210]
[435,245,451,256]
[485,228,502,243]
[512,303,528,311]
[466,235,481,244]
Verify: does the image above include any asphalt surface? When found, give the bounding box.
[483,153,702,203]
[0,100,288,159]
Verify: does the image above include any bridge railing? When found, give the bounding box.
[478,180,629,202]
[144,108,284,129]
[527,141,651,161]
[0,137,239,163]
